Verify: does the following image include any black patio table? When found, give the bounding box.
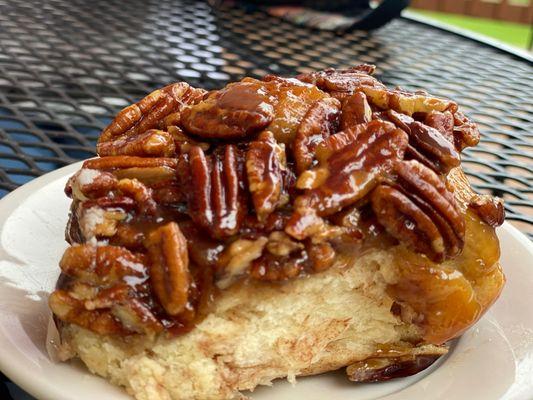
[0,0,532,398]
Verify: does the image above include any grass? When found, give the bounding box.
[408,9,532,49]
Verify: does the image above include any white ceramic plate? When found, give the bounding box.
[0,162,532,400]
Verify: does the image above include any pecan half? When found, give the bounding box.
[469,194,505,228]
[408,121,460,174]
[144,222,190,316]
[286,121,408,240]
[83,156,177,170]
[97,129,176,157]
[98,82,205,146]
[258,78,328,144]
[294,121,408,217]
[187,145,247,238]
[339,91,372,130]
[370,160,465,262]
[83,156,177,185]
[59,244,147,286]
[181,79,276,139]
[296,65,384,99]
[381,110,460,174]
[314,124,367,163]
[363,86,457,116]
[246,132,286,222]
[293,97,340,173]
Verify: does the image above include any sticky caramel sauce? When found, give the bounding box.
[387,210,504,344]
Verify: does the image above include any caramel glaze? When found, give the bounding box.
[63,187,503,344]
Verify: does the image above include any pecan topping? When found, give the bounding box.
[187,145,247,238]
[262,80,327,144]
[293,97,340,173]
[59,244,146,285]
[286,121,408,240]
[246,132,286,222]
[144,222,190,316]
[407,121,460,174]
[52,66,498,342]
[181,79,276,139]
[469,194,505,228]
[371,160,465,262]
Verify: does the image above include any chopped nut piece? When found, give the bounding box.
[217,236,268,289]
[266,231,304,256]
[453,111,481,150]
[67,168,118,201]
[346,354,442,382]
[469,194,505,228]
[167,125,209,153]
[339,91,372,130]
[78,206,125,239]
[424,110,454,144]
[307,241,335,272]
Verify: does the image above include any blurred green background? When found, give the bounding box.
[409,0,532,50]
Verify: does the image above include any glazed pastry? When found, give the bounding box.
[49,65,505,400]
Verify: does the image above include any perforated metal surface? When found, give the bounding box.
[0,0,532,397]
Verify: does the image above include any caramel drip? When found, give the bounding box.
[387,211,504,344]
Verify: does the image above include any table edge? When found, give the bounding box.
[401,11,533,63]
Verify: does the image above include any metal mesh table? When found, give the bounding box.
[0,0,532,398]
